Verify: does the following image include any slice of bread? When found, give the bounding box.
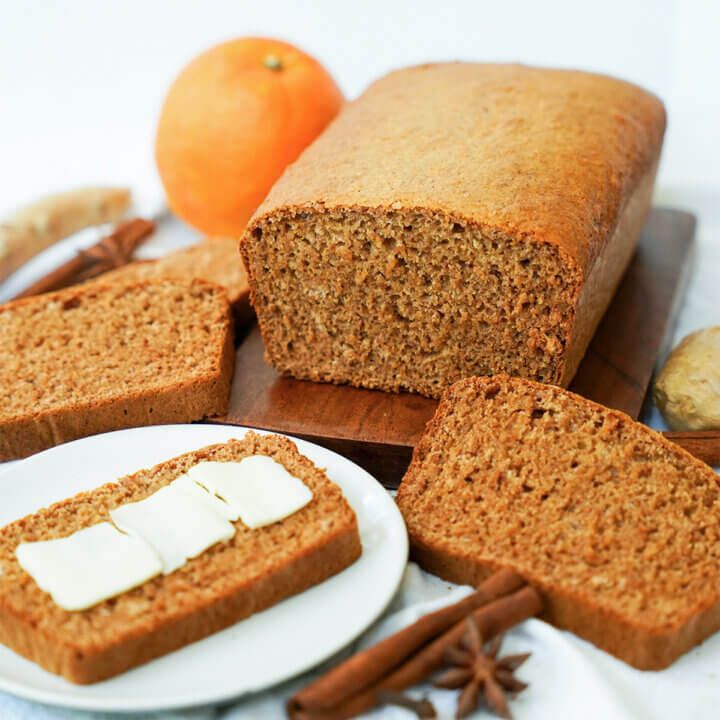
[396,375,720,670]
[0,278,234,461]
[96,237,253,327]
[0,432,361,683]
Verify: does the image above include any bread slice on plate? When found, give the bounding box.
[97,237,253,327]
[0,432,361,683]
[396,375,720,670]
[0,278,234,461]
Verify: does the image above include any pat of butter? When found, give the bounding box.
[110,483,235,574]
[15,523,162,611]
[171,473,238,521]
[188,457,313,529]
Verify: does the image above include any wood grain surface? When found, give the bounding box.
[214,207,703,487]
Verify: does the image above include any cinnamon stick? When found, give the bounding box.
[293,568,524,714]
[664,430,720,467]
[10,217,154,300]
[287,584,541,720]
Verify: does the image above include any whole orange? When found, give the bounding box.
[155,38,344,236]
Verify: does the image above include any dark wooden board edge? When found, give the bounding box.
[638,209,698,424]
[650,210,698,367]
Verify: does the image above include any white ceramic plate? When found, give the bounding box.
[0,424,408,713]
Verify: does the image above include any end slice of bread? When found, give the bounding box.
[97,237,253,327]
[0,432,361,683]
[0,278,234,461]
[396,375,720,669]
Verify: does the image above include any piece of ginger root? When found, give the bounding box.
[0,187,131,282]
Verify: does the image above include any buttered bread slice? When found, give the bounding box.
[396,375,720,670]
[0,432,361,683]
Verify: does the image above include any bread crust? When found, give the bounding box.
[0,433,361,683]
[559,156,659,384]
[242,64,665,393]
[396,375,720,670]
[0,278,235,461]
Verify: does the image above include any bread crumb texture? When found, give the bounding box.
[242,63,665,397]
[396,375,720,669]
[0,278,234,461]
[0,432,360,683]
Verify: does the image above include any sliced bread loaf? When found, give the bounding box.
[0,432,361,683]
[97,237,253,326]
[396,375,720,669]
[242,63,665,397]
[0,278,234,461]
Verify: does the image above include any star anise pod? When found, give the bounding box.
[434,616,530,719]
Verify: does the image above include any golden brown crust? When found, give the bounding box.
[241,63,666,394]
[0,432,361,683]
[0,278,234,461]
[559,157,659,384]
[0,526,359,683]
[396,375,720,670]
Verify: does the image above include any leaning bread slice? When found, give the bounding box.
[96,237,253,327]
[0,432,361,683]
[396,375,720,670]
[0,278,234,461]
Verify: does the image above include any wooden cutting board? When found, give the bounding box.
[213,207,706,487]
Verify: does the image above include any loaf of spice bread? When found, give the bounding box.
[0,432,361,683]
[0,278,234,461]
[241,63,666,397]
[396,375,720,670]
